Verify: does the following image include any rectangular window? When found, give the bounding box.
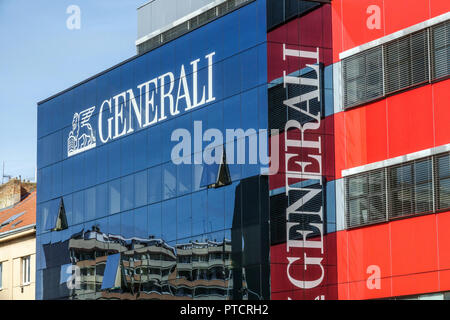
[432,21,450,80]
[389,163,414,218]
[384,29,429,94]
[342,20,450,109]
[389,158,434,218]
[437,154,450,210]
[345,152,450,228]
[343,46,383,108]
[414,158,433,214]
[346,169,386,228]
[22,256,31,285]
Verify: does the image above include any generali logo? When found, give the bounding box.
[67,52,216,157]
[67,107,96,157]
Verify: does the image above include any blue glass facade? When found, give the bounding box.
[36,0,270,300]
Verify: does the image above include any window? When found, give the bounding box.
[22,256,31,285]
[343,47,383,108]
[389,163,414,218]
[437,154,450,210]
[266,0,321,30]
[346,169,386,228]
[389,158,434,218]
[345,153,450,228]
[384,29,429,94]
[431,21,450,80]
[342,20,450,109]
[414,159,434,213]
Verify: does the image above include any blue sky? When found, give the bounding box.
[0,0,145,181]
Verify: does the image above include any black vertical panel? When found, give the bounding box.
[269,193,288,245]
[267,0,285,30]
[232,175,270,300]
[286,0,321,22]
[268,84,288,133]
[267,0,322,31]
[231,180,243,300]
[285,0,299,21]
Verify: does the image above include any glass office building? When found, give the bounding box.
[37,0,450,300]
[37,0,272,300]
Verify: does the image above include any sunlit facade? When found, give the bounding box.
[36,0,450,300]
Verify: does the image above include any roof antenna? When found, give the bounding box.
[2,162,12,185]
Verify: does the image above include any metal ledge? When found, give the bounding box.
[342,144,450,177]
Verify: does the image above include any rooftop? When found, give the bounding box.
[0,189,36,236]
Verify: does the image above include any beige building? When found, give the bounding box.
[0,179,36,300]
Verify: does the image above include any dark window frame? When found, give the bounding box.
[345,152,450,229]
[342,20,450,110]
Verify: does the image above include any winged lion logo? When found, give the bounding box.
[67,106,96,157]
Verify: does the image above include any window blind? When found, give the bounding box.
[346,169,386,228]
[385,29,430,94]
[343,46,383,108]
[432,21,450,80]
[346,152,450,229]
[341,19,449,109]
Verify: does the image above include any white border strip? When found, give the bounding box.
[136,0,228,46]
[339,12,450,60]
[342,144,450,177]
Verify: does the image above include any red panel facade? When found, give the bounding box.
[336,211,450,299]
[269,0,449,300]
[332,0,449,61]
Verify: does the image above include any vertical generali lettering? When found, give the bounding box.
[282,45,325,296]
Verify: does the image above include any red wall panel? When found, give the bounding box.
[430,0,450,17]
[335,80,449,177]
[433,80,450,147]
[390,215,438,277]
[347,224,391,283]
[391,272,440,298]
[334,83,447,176]
[331,0,343,63]
[437,211,450,272]
[347,278,392,300]
[341,0,385,52]
[386,85,435,159]
[337,211,450,299]
[383,0,430,35]
[344,100,389,171]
